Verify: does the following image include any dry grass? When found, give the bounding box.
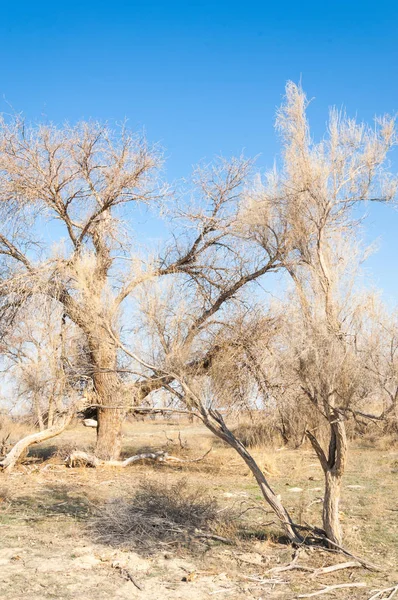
[91,478,229,552]
[231,420,280,448]
[0,419,397,599]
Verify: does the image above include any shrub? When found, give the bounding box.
[91,478,228,551]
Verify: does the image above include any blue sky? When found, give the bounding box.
[1,0,398,301]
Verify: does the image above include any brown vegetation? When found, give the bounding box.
[1,83,398,598]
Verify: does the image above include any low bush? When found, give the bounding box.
[91,478,231,551]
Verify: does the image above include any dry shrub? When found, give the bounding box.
[92,478,229,551]
[231,420,280,448]
[0,483,12,503]
[358,426,398,450]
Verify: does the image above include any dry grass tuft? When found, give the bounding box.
[91,478,231,552]
[231,420,279,448]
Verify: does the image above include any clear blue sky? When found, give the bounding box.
[1,1,397,300]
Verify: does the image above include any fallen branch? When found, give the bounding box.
[241,575,287,585]
[268,564,314,574]
[266,550,313,574]
[316,536,382,572]
[193,531,233,544]
[65,448,212,468]
[298,582,367,598]
[311,561,362,578]
[0,406,79,473]
[283,522,382,571]
[368,584,398,600]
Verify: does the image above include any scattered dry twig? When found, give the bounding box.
[311,561,362,578]
[298,582,367,598]
[368,584,398,600]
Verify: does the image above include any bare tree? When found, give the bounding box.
[241,82,396,545]
[0,299,86,428]
[0,118,288,460]
[360,302,398,433]
[109,305,304,544]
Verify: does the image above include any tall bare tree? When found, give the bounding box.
[241,82,397,545]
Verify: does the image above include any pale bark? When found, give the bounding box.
[200,408,303,544]
[65,448,212,467]
[33,391,45,432]
[323,471,343,545]
[0,408,77,473]
[47,395,55,428]
[307,416,348,546]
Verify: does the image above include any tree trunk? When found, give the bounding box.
[96,405,125,460]
[306,414,347,547]
[238,445,302,543]
[323,470,343,546]
[88,335,126,461]
[203,411,303,544]
[33,392,44,431]
[47,394,55,428]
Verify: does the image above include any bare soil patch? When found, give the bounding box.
[0,420,397,599]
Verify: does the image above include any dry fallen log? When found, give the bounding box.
[65,448,212,468]
[0,407,78,473]
[298,582,367,598]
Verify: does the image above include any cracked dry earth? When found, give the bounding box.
[0,541,246,600]
[0,520,286,600]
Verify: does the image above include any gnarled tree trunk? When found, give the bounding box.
[307,413,347,547]
[0,406,78,472]
[88,334,126,461]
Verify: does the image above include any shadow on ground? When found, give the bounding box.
[2,484,93,520]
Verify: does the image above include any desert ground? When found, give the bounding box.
[0,419,397,600]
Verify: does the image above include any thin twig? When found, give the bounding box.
[298,582,366,598]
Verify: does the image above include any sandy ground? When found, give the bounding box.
[0,420,397,599]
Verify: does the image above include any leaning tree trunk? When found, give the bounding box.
[203,409,303,544]
[0,406,77,472]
